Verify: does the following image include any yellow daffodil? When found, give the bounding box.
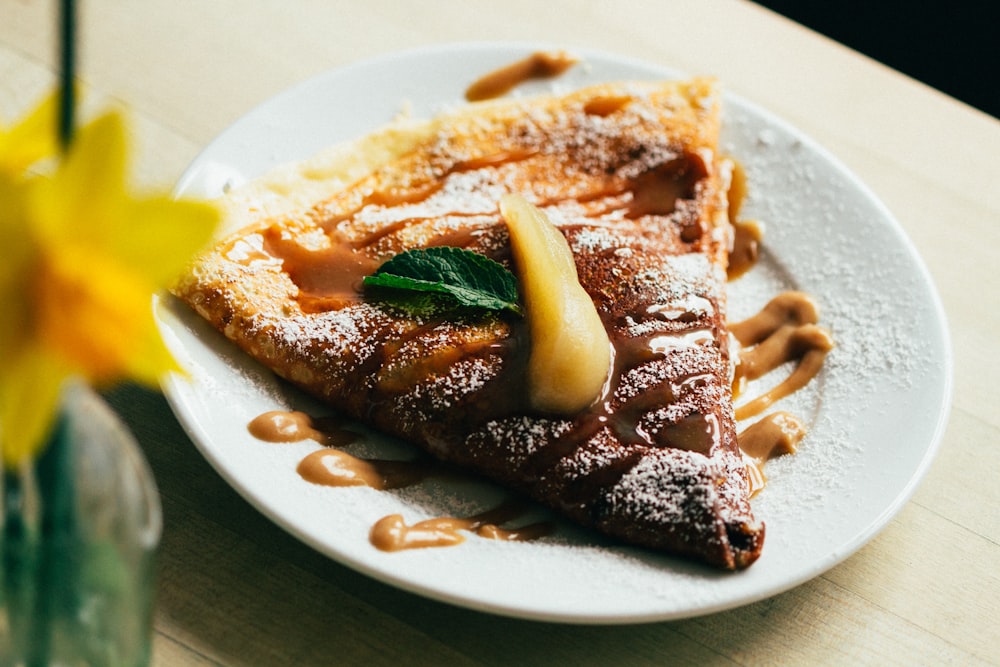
[0,98,218,467]
[0,92,60,176]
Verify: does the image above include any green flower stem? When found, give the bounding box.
[2,468,39,662]
[28,412,80,667]
[59,0,76,149]
[1,413,83,667]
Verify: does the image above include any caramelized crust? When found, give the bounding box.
[174,79,765,569]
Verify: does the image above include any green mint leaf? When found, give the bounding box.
[363,247,522,316]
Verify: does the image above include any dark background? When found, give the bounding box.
[753,2,997,119]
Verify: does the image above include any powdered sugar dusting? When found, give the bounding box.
[607,449,724,535]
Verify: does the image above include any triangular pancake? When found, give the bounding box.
[174,79,764,569]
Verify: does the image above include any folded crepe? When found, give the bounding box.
[173,78,765,569]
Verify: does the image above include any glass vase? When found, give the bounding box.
[0,382,162,666]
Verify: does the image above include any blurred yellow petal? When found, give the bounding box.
[0,175,35,295]
[111,196,219,285]
[0,92,60,175]
[30,111,218,279]
[121,302,182,386]
[0,345,67,468]
[0,177,37,366]
[36,111,127,246]
[35,244,153,383]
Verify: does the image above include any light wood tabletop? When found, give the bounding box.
[3,1,998,665]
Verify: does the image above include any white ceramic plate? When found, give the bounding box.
[159,43,952,623]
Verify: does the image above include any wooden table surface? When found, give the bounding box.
[4,1,998,665]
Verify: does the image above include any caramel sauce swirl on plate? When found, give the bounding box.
[464,50,579,102]
[248,410,553,551]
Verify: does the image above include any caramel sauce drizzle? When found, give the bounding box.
[583,95,633,117]
[725,158,763,281]
[370,501,554,552]
[254,149,705,316]
[625,160,704,221]
[729,220,763,280]
[248,410,551,550]
[721,160,831,493]
[738,411,807,496]
[248,411,430,489]
[520,327,720,500]
[464,51,579,102]
[248,410,358,447]
[253,149,543,313]
[297,449,429,490]
[730,292,834,421]
[260,227,381,313]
